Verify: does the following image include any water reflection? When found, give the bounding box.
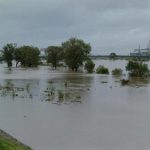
[0,74,94,105]
[1,60,150,150]
[42,74,93,104]
[128,77,150,87]
[0,79,40,100]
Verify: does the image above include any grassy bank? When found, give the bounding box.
[0,129,32,150]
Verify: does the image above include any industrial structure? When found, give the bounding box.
[130,41,150,57]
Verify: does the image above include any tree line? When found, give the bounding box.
[1,38,94,72]
[2,43,40,67]
[2,37,148,77]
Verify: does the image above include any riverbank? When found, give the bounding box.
[0,129,33,150]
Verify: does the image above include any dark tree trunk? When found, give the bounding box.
[16,61,19,67]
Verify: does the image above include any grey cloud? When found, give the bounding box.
[0,0,150,54]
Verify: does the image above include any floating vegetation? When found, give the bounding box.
[16,87,24,91]
[26,83,30,92]
[101,81,108,84]
[76,95,81,99]
[87,88,90,91]
[64,81,68,87]
[112,68,123,76]
[58,90,64,100]
[48,87,55,96]
[0,84,33,99]
[121,79,130,86]
[74,100,82,103]
[0,80,84,105]
[43,86,55,101]
[48,80,53,84]
[71,99,82,103]
[45,98,53,102]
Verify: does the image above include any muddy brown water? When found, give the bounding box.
[1,60,150,150]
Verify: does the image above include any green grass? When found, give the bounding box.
[0,135,32,150]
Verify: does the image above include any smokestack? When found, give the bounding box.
[139,44,141,53]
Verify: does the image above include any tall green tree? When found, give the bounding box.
[2,43,16,67]
[62,38,91,71]
[45,46,63,69]
[14,48,23,67]
[14,46,40,67]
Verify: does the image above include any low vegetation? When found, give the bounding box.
[58,90,64,100]
[96,65,109,74]
[126,60,150,77]
[84,59,95,73]
[121,79,129,86]
[112,68,123,76]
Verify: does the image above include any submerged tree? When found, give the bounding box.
[2,43,17,67]
[112,68,123,76]
[62,38,91,71]
[109,52,117,58]
[14,48,23,67]
[14,46,40,67]
[84,59,95,73]
[126,60,150,77]
[96,65,109,74]
[45,46,63,69]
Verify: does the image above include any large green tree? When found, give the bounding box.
[45,46,63,69]
[2,43,17,67]
[14,48,23,67]
[62,38,91,71]
[14,46,40,67]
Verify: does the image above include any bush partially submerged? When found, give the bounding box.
[112,68,122,76]
[58,90,64,99]
[121,79,129,86]
[96,65,109,74]
[126,60,150,77]
[84,59,95,73]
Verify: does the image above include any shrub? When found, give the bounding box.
[58,90,64,99]
[109,52,117,58]
[96,65,109,74]
[121,79,129,86]
[112,68,122,75]
[126,60,150,77]
[84,59,95,73]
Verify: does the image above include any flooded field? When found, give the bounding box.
[1,60,150,150]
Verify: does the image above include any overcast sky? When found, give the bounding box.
[0,0,150,54]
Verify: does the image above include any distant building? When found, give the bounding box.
[130,41,150,57]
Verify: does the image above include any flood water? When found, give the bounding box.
[1,60,150,150]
